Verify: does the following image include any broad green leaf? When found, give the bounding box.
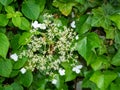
[22,0,40,20]
[5,6,15,14]
[111,49,120,66]
[11,82,23,90]
[91,7,111,29]
[4,85,13,90]
[37,78,48,90]
[37,0,46,13]
[0,0,13,6]
[19,32,31,45]
[90,71,117,89]
[0,59,12,77]
[0,33,9,58]
[0,14,9,26]
[110,14,120,30]
[76,15,91,35]
[19,71,33,87]
[53,1,76,16]
[13,57,27,69]
[76,32,100,61]
[110,83,120,90]
[12,16,21,27]
[18,17,30,31]
[62,62,77,82]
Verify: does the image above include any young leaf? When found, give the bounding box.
[0,0,13,6]
[0,14,9,26]
[12,16,21,27]
[0,59,12,77]
[22,0,40,20]
[0,33,9,59]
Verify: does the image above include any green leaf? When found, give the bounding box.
[111,49,120,66]
[76,32,100,61]
[12,16,21,27]
[22,0,40,20]
[0,59,12,77]
[114,30,120,49]
[37,0,46,13]
[19,71,33,87]
[13,57,27,69]
[18,17,30,31]
[110,83,120,90]
[4,85,13,90]
[105,27,115,39]
[0,14,9,26]
[5,6,15,14]
[62,62,77,82]
[37,78,48,90]
[53,1,76,16]
[0,33,9,59]
[110,14,120,30]
[90,71,117,89]
[19,32,31,45]
[0,0,13,6]
[11,82,23,90]
[91,7,111,29]
[76,15,91,35]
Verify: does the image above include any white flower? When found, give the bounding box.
[39,23,46,30]
[72,65,83,74]
[52,79,57,85]
[75,35,79,40]
[70,21,76,28]
[10,53,18,61]
[32,21,40,29]
[59,68,65,76]
[20,68,26,74]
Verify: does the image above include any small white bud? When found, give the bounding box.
[39,23,46,30]
[70,21,76,28]
[20,68,26,74]
[58,68,65,76]
[32,21,40,29]
[52,79,57,85]
[10,53,18,61]
[75,35,79,40]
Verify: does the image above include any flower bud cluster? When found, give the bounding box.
[19,13,81,76]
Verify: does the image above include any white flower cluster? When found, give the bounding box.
[19,13,82,76]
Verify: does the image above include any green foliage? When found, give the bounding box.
[0,0,13,6]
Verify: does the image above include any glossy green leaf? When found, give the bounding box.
[110,14,120,30]
[0,0,13,6]
[0,59,12,77]
[19,71,33,87]
[12,16,21,27]
[76,15,91,35]
[76,32,100,61]
[0,14,9,26]
[91,7,111,29]
[111,49,120,66]
[53,1,76,16]
[90,71,117,89]
[22,0,40,20]
[0,33,9,59]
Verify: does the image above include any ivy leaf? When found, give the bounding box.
[110,14,120,30]
[0,33,9,59]
[0,0,13,6]
[90,71,117,89]
[22,0,40,20]
[91,7,111,29]
[53,1,76,16]
[76,15,91,35]
[111,49,120,66]
[76,32,100,61]
[0,59,12,77]
[19,71,33,87]
[0,14,9,26]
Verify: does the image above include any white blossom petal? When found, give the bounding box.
[72,12,75,18]
[75,35,79,40]
[76,65,83,69]
[59,68,65,76]
[52,79,57,85]
[20,68,26,74]
[39,23,46,30]
[32,21,40,29]
[70,21,76,28]
[75,69,81,74]
[10,53,18,61]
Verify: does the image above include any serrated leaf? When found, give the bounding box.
[0,59,12,77]
[22,0,40,20]
[0,14,9,26]
[0,33,9,59]
[0,0,13,6]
